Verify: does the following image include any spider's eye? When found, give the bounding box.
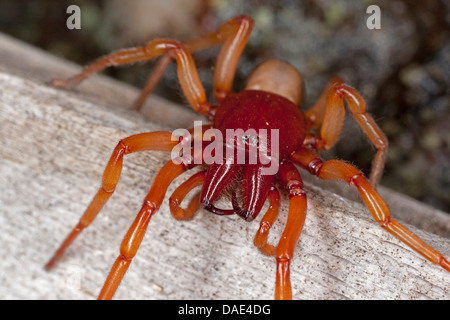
[242,134,258,146]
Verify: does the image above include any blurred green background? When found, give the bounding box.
[0,0,449,213]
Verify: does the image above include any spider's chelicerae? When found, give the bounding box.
[45,15,450,299]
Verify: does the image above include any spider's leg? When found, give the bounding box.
[131,53,172,111]
[274,162,308,300]
[45,131,179,270]
[304,77,341,129]
[169,170,206,221]
[134,15,254,109]
[97,159,197,300]
[291,146,450,272]
[205,15,253,102]
[51,46,155,89]
[52,15,253,116]
[181,15,253,102]
[252,186,281,256]
[304,79,387,187]
[52,39,211,116]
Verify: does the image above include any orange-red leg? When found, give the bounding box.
[169,170,206,221]
[131,53,173,111]
[274,162,308,300]
[52,15,253,114]
[97,159,193,299]
[51,39,211,116]
[304,77,342,129]
[253,187,281,256]
[134,15,254,108]
[45,131,179,270]
[304,79,387,187]
[290,146,450,273]
[199,15,253,102]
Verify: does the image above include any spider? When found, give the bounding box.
[45,15,450,299]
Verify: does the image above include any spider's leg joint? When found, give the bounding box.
[378,216,391,229]
[334,84,346,98]
[259,221,272,233]
[286,180,306,199]
[276,255,291,265]
[349,172,364,186]
[101,186,115,194]
[308,158,323,176]
[118,140,130,154]
[141,200,157,215]
[197,102,213,116]
[119,254,132,263]
[180,161,196,171]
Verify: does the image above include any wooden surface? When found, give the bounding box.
[0,33,449,300]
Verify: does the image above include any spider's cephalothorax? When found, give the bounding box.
[201,60,307,222]
[46,15,450,300]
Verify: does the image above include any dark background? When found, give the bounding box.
[1,0,449,213]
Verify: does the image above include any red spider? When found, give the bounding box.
[45,15,450,299]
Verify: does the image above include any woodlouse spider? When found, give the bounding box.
[45,15,450,299]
